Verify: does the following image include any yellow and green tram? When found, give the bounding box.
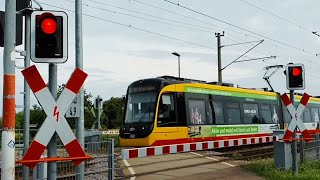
[119,76,320,147]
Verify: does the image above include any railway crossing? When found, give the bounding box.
[281,93,312,142]
[121,135,278,160]
[17,65,91,169]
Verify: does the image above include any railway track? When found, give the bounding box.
[209,144,274,161]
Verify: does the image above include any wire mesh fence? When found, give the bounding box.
[300,133,320,163]
[0,129,117,180]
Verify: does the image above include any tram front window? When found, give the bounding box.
[125,92,157,123]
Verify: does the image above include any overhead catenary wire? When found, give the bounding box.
[163,0,317,57]
[224,34,320,79]
[65,0,219,34]
[238,0,315,33]
[42,0,261,58]
[39,0,284,77]
[86,0,224,33]
[132,0,261,40]
[88,0,320,75]
[227,33,320,66]
[132,0,320,68]
[38,1,216,50]
[39,1,320,80]
[221,40,264,70]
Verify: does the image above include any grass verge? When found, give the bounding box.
[242,158,320,180]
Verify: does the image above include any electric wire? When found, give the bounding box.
[39,1,320,80]
[132,0,261,40]
[86,0,320,71]
[163,0,317,57]
[38,1,216,50]
[224,35,320,79]
[132,0,320,68]
[69,0,219,34]
[238,0,314,33]
[44,0,257,57]
[86,0,225,34]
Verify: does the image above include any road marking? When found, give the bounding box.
[205,156,218,161]
[190,152,236,167]
[123,159,130,167]
[190,152,204,156]
[128,167,136,175]
[123,159,136,178]
[222,162,236,167]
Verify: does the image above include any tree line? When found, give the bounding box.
[13,85,125,130]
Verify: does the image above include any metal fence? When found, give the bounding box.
[299,133,320,163]
[0,129,117,180]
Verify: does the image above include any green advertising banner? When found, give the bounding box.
[210,126,258,135]
[185,87,276,100]
[188,125,261,137]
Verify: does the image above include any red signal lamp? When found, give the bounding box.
[292,67,301,76]
[41,18,57,34]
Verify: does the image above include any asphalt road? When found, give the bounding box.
[119,151,265,180]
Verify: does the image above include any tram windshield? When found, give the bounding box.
[124,92,157,123]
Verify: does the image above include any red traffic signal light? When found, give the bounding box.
[41,17,57,34]
[31,11,68,63]
[286,64,305,90]
[292,67,301,77]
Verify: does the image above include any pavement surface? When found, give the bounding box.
[119,151,265,180]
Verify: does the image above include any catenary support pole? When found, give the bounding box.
[178,55,180,78]
[1,0,16,179]
[22,12,31,180]
[216,32,224,83]
[76,0,85,178]
[47,64,57,180]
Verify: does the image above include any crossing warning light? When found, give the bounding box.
[286,63,305,90]
[31,11,68,63]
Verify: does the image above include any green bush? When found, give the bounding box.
[101,134,119,147]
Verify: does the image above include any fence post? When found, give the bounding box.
[108,139,115,180]
[317,134,320,160]
[299,134,305,164]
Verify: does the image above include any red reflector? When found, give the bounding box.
[41,18,57,34]
[292,67,301,76]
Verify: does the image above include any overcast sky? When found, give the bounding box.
[1,0,320,116]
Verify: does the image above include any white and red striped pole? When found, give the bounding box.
[1,0,16,179]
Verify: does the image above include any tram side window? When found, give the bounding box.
[243,103,260,124]
[188,99,206,125]
[157,93,177,126]
[225,103,241,124]
[209,101,225,124]
[311,108,319,123]
[303,108,312,122]
[260,105,273,123]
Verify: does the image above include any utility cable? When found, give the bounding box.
[38,2,217,50]
[86,0,224,33]
[132,0,261,40]
[163,0,317,56]
[239,0,314,33]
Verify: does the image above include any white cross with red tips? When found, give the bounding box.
[281,93,312,142]
[19,65,88,169]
